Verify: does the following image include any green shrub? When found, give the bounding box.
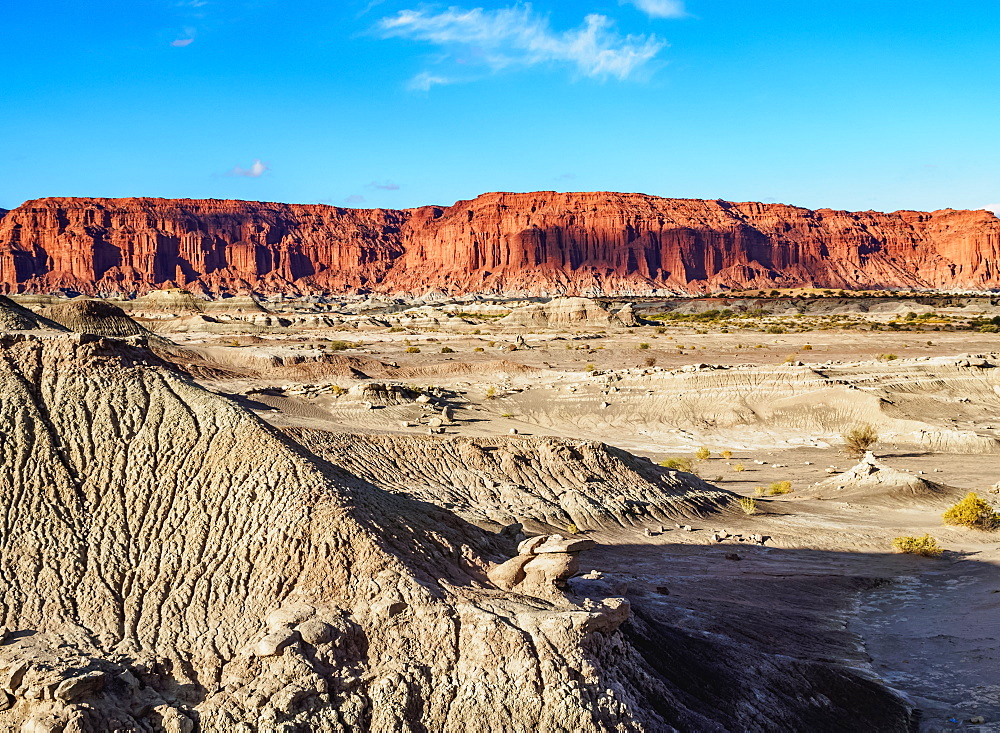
[943,492,1000,530]
[405,346,421,353]
[328,340,353,351]
[473,347,485,352]
[638,343,651,350]
[893,534,942,556]
[388,326,406,333]
[441,346,455,354]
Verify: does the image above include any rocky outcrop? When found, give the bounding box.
[0,333,677,731]
[38,298,160,340]
[499,297,617,327]
[0,294,67,332]
[288,431,730,531]
[2,192,1000,296]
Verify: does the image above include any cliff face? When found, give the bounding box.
[1,192,998,296]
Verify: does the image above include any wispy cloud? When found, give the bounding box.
[228,159,268,177]
[408,71,451,91]
[621,0,687,19]
[378,4,665,85]
[346,194,366,204]
[171,37,194,47]
[367,180,401,191]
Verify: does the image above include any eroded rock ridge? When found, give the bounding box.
[2,192,999,296]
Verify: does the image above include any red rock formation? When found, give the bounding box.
[1,192,998,296]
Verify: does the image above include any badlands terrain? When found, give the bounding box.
[0,288,997,731]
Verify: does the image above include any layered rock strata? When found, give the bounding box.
[1,192,999,296]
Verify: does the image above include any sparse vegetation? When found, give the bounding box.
[732,462,745,472]
[694,447,711,461]
[586,363,596,371]
[388,326,406,333]
[473,347,484,352]
[659,457,694,473]
[485,386,498,399]
[893,534,943,556]
[877,353,899,361]
[565,523,579,535]
[643,356,657,367]
[842,423,879,458]
[943,492,1000,530]
[766,480,792,496]
[720,450,733,460]
[638,343,651,350]
[405,346,421,353]
[737,497,758,515]
[441,346,455,354]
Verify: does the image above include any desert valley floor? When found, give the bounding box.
[0,290,998,732]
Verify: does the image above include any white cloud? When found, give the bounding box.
[170,38,194,47]
[986,203,1000,216]
[228,159,268,177]
[378,4,665,82]
[621,0,687,19]
[368,180,401,190]
[408,71,451,91]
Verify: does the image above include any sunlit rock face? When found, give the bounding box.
[2,191,998,296]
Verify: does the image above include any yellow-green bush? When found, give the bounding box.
[659,457,694,473]
[943,492,1000,530]
[767,480,792,496]
[737,497,758,515]
[893,534,943,556]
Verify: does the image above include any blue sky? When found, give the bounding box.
[2,1,998,214]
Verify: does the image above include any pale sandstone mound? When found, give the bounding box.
[128,287,206,313]
[288,432,731,531]
[38,298,162,340]
[0,294,67,331]
[0,333,693,732]
[500,297,618,327]
[812,452,960,504]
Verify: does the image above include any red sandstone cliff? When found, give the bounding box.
[1,192,998,296]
